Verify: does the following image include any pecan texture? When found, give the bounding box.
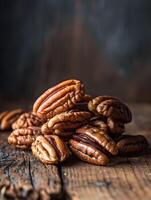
[0,109,24,130]
[116,135,148,156]
[8,127,41,149]
[69,125,118,165]
[33,79,85,119]
[41,111,91,136]
[88,96,132,123]
[31,135,70,164]
[12,112,43,129]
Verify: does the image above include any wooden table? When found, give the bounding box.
[0,104,151,200]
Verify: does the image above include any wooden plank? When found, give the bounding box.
[62,104,151,200]
[0,132,61,199]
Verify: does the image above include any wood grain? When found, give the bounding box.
[0,133,61,199]
[0,104,151,199]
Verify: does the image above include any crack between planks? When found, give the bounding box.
[28,158,34,189]
[54,164,71,200]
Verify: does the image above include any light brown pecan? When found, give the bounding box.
[88,96,132,123]
[116,135,149,156]
[75,125,118,155]
[69,124,118,165]
[8,127,41,149]
[33,79,85,119]
[41,122,73,137]
[0,111,9,121]
[12,112,43,130]
[41,111,91,136]
[31,135,70,164]
[0,109,24,130]
[69,139,109,165]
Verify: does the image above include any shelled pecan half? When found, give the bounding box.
[41,110,91,136]
[8,127,41,149]
[116,135,149,156]
[12,112,43,129]
[88,96,132,123]
[0,109,24,130]
[33,79,85,119]
[69,125,118,165]
[31,135,70,164]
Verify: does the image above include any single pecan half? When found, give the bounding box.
[41,111,91,136]
[88,96,132,123]
[41,122,74,137]
[31,135,70,164]
[116,135,149,156]
[8,127,41,149]
[75,125,118,155]
[69,139,109,165]
[12,112,43,129]
[0,109,24,130]
[69,125,118,165]
[33,79,85,119]
[0,111,9,121]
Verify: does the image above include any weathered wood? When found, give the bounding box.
[0,132,61,199]
[62,104,151,200]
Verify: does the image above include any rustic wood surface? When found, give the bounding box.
[0,104,151,200]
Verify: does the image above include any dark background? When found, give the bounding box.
[1,0,151,105]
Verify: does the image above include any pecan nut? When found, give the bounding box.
[116,135,148,156]
[0,109,24,130]
[88,96,132,123]
[75,125,118,155]
[8,127,41,149]
[69,125,118,165]
[69,139,109,165]
[41,111,91,136]
[12,112,43,130]
[33,79,85,119]
[31,135,70,164]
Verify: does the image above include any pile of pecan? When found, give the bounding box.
[2,79,149,165]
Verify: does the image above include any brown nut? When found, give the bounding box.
[75,125,118,155]
[0,109,24,130]
[41,122,74,137]
[12,112,43,130]
[41,111,91,136]
[8,127,41,149]
[116,135,149,156]
[69,139,109,166]
[69,125,118,166]
[0,111,9,121]
[33,79,85,119]
[31,135,70,164]
[88,96,132,123]
[107,117,125,136]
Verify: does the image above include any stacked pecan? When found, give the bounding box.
[5,79,149,165]
[0,109,24,130]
